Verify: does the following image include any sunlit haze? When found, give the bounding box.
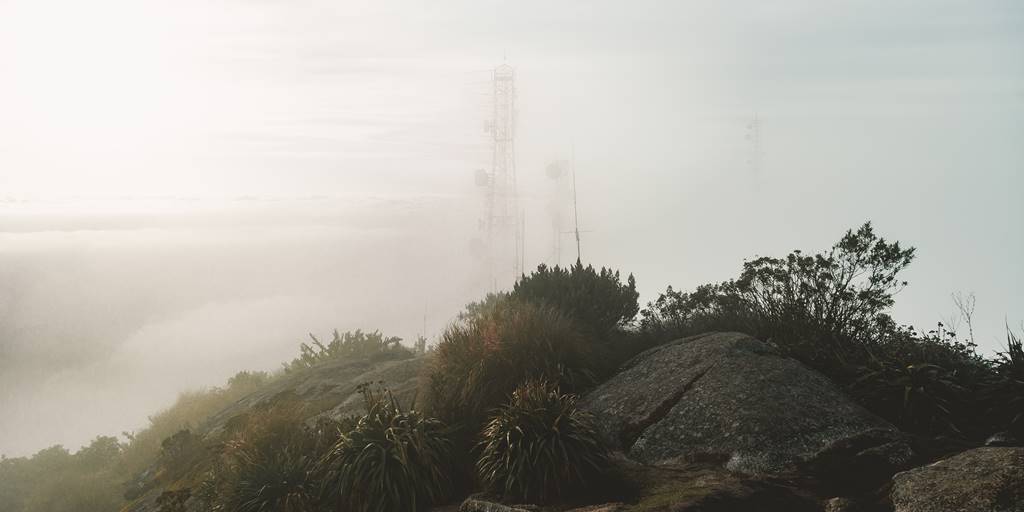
[1,0,1022,459]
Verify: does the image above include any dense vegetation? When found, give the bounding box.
[0,370,271,512]
[283,329,412,373]
[512,261,639,336]
[2,221,1020,511]
[425,298,597,434]
[318,384,454,512]
[0,330,410,512]
[198,399,337,512]
[640,222,1022,444]
[477,379,607,502]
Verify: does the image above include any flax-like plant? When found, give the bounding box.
[203,400,328,512]
[318,384,453,512]
[851,361,965,436]
[477,380,607,504]
[989,327,1024,437]
[223,448,319,512]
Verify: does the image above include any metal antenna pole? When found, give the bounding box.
[571,145,581,263]
[477,62,519,288]
[746,112,761,176]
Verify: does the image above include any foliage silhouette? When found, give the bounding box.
[513,261,639,336]
[284,329,410,373]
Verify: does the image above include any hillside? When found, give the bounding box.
[3,223,1022,512]
[122,354,425,512]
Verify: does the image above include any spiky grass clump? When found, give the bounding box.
[851,361,965,436]
[990,328,1024,437]
[218,448,318,512]
[477,380,607,504]
[202,400,337,512]
[318,385,453,512]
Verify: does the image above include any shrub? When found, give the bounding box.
[458,292,510,321]
[636,222,1024,441]
[734,222,915,346]
[122,370,272,477]
[215,449,318,512]
[0,442,126,512]
[477,380,607,503]
[640,222,916,375]
[513,262,639,336]
[851,361,966,436]
[639,283,754,340]
[201,400,327,512]
[845,323,1002,439]
[317,385,452,512]
[158,429,205,479]
[425,299,596,434]
[986,327,1024,438]
[284,329,410,373]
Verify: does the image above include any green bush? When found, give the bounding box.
[986,328,1024,438]
[425,299,596,434]
[0,440,126,512]
[513,262,639,336]
[318,384,453,512]
[477,380,607,503]
[200,400,330,512]
[846,324,998,438]
[122,370,272,478]
[851,361,966,436]
[214,449,318,512]
[158,429,205,480]
[639,283,755,340]
[640,222,916,376]
[284,329,410,373]
[635,222,1024,441]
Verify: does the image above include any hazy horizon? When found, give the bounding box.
[2,0,1022,458]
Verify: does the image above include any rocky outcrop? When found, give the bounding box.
[123,354,426,512]
[581,332,910,476]
[607,456,820,512]
[458,497,538,512]
[202,355,424,436]
[891,447,1024,512]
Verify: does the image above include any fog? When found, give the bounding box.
[2,0,1023,457]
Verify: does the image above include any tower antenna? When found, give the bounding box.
[571,145,581,263]
[476,62,521,288]
[746,112,762,175]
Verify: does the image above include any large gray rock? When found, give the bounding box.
[458,496,538,512]
[891,447,1024,512]
[581,332,908,475]
[202,355,424,436]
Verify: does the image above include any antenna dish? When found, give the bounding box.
[474,169,490,186]
[545,160,568,179]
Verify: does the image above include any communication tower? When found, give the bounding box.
[476,63,523,287]
[746,113,762,175]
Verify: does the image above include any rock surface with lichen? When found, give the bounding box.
[580,332,910,476]
[890,446,1024,512]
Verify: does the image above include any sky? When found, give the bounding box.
[1,0,1022,457]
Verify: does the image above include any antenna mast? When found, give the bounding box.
[746,113,762,175]
[477,62,522,287]
[571,146,581,263]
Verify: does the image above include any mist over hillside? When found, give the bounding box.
[1,0,1022,493]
